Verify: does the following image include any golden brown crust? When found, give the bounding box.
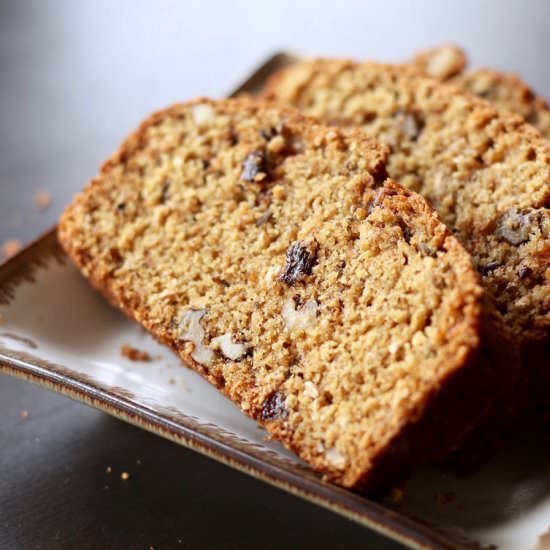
[411,45,550,140]
[58,97,512,491]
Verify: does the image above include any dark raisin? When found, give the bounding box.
[525,148,537,161]
[229,129,238,147]
[279,240,318,285]
[116,202,126,211]
[260,392,288,421]
[480,261,501,275]
[109,248,122,264]
[396,216,412,243]
[518,266,533,279]
[255,210,273,227]
[371,162,389,186]
[161,180,171,203]
[240,151,267,182]
[212,276,230,287]
[496,209,532,245]
[260,127,276,140]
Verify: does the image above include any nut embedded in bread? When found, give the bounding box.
[59,97,511,491]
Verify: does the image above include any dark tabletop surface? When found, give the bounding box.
[2,1,550,548]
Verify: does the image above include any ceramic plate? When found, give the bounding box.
[1,54,550,550]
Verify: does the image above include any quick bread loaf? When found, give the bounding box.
[58,98,511,491]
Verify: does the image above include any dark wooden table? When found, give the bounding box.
[0,2,403,548]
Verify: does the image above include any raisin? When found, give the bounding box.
[260,391,288,421]
[496,209,532,246]
[480,261,501,275]
[396,216,412,243]
[161,180,171,203]
[518,266,533,279]
[279,240,318,285]
[260,127,277,140]
[371,162,389,186]
[240,151,267,182]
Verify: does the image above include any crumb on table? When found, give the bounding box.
[120,344,152,362]
[34,189,52,210]
[20,410,29,419]
[1,239,22,260]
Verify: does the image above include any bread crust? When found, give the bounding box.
[411,44,550,140]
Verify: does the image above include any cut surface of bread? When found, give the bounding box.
[411,44,550,140]
[59,98,500,491]
[261,60,550,356]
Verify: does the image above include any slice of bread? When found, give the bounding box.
[411,45,550,140]
[58,98,508,491]
[261,59,550,363]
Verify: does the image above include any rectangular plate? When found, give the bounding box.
[1,53,550,550]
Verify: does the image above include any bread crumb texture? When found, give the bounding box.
[262,60,550,348]
[59,98,485,489]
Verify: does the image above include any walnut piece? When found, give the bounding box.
[282,298,319,331]
[326,447,347,469]
[179,309,214,365]
[190,103,215,126]
[496,209,532,246]
[211,333,249,361]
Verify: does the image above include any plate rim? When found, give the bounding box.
[0,52,471,550]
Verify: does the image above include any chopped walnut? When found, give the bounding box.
[326,447,347,469]
[424,45,465,79]
[179,309,214,365]
[282,298,319,331]
[190,103,215,126]
[497,209,532,245]
[211,333,249,361]
[303,381,319,399]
